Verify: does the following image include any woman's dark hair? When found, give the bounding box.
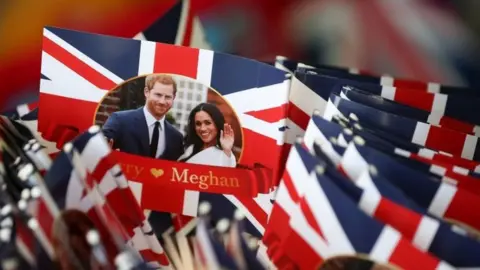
[180,103,225,161]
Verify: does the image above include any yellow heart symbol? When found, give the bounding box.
[150,168,164,178]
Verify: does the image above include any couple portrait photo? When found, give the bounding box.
[95,73,243,168]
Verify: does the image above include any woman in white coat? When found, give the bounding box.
[178,103,236,168]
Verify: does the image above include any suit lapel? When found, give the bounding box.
[162,122,173,158]
[132,108,150,156]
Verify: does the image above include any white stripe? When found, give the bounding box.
[274,182,296,217]
[337,134,349,147]
[475,166,480,174]
[182,190,199,216]
[412,122,430,146]
[196,49,214,86]
[304,172,355,253]
[40,52,108,101]
[349,68,360,74]
[428,183,457,218]
[380,86,396,100]
[427,82,441,93]
[304,118,328,152]
[127,181,143,204]
[418,148,436,159]
[16,104,30,117]
[341,143,369,180]
[369,226,400,263]
[223,195,264,234]
[452,166,469,176]
[283,117,305,145]
[138,40,156,75]
[380,76,394,86]
[474,125,480,137]
[43,28,123,84]
[256,241,277,270]
[239,114,284,145]
[429,164,447,176]
[436,262,454,270]
[319,143,343,167]
[223,80,290,114]
[323,98,344,121]
[394,148,411,158]
[356,170,381,216]
[461,135,478,160]
[253,192,273,216]
[412,216,440,251]
[133,32,146,40]
[287,149,312,197]
[174,0,190,45]
[65,170,85,208]
[16,239,36,266]
[431,93,447,115]
[289,203,331,258]
[427,112,442,126]
[289,76,329,125]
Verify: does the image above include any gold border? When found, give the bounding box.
[317,254,401,270]
[93,73,245,163]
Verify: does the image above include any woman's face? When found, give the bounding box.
[194,110,218,145]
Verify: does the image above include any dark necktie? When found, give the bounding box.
[150,121,160,158]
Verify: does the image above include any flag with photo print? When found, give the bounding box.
[38,26,291,235]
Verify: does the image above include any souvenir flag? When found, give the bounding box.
[312,139,480,267]
[69,126,171,268]
[339,85,480,136]
[341,139,480,233]
[38,26,292,238]
[278,142,455,269]
[299,63,479,96]
[328,93,480,160]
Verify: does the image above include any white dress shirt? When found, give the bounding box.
[143,106,166,158]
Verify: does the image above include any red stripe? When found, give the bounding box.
[300,198,324,239]
[444,170,480,196]
[241,129,284,184]
[390,238,441,269]
[38,93,97,135]
[394,88,434,112]
[445,188,480,231]
[235,196,268,228]
[42,36,117,90]
[139,249,170,266]
[142,186,187,214]
[281,172,300,202]
[424,125,467,157]
[36,199,55,241]
[439,116,475,135]
[374,198,422,241]
[153,43,199,77]
[393,80,428,91]
[288,101,311,129]
[27,101,38,111]
[263,204,291,247]
[431,153,479,171]
[244,104,288,123]
[281,228,323,269]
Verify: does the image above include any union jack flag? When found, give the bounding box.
[38,26,292,237]
[266,142,455,269]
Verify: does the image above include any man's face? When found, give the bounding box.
[144,82,175,119]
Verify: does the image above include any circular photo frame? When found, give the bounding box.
[94,73,243,167]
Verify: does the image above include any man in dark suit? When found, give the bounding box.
[103,74,184,160]
[103,74,185,243]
